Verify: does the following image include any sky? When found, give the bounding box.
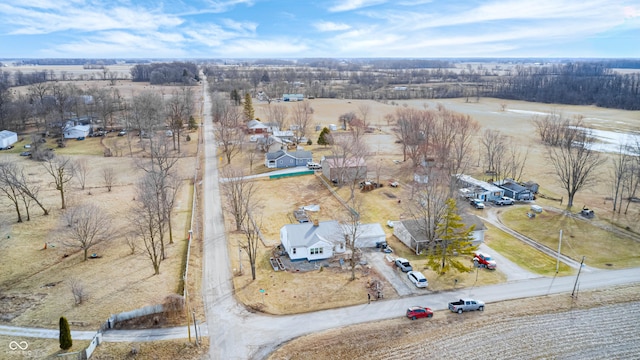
[0,0,639,59]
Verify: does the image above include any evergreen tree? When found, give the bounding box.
[188,115,198,130]
[59,316,72,350]
[317,127,331,146]
[426,198,478,274]
[243,93,254,121]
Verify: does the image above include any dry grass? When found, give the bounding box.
[500,206,640,268]
[483,222,574,276]
[0,335,91,360]
[0,124,202,330]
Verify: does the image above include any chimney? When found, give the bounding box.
[313,219,319,227]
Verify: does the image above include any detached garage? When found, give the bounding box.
[0,130,18,149]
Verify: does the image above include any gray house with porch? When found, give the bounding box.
[265,149,312,169]
[393,214,487,254]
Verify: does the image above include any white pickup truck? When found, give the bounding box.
[448,298,485,314]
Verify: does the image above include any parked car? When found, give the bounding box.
[306,162,321,170]
[473,252,497,270]
[470,199,485,209]
[406,306,433,320]
[0,145,14,150]
[448,298,485,313]
[407,271,428,288]
[20,151,31,156]
[495,196,515,206]
[118,130,127,136]
[395,258,413,272]
[389,180,399,187]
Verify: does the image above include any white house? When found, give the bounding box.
[63,125,91,139]
[280,220,387,261]
[0,130,18,148]
[280,220,342,261]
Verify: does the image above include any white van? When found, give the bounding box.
[407,271,428,288]
[306,162,321,170]
[531,205,543,213]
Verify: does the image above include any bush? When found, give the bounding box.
[307,139,312,145]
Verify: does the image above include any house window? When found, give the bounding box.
[292,248,296,254]
[310,248,324,255]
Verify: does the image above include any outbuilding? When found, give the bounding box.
[63,125,91,139]
[0,130,18,149]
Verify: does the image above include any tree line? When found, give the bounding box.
[130,62,199,85]
[203,60,639,110]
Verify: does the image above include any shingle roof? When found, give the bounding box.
[283,221,343,247]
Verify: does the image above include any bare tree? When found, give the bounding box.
[138,138,182,246]
[61,203,111,261]
[610,144,631,212]
[448,112,480,177]
[409,169,451,253]
[132,178,163,275]
[68,278,88,305]
[131,91,165,152]
[267,104,288,131]
[42,156,76,209]
[547,124,604,208]
[76,159,89,190]
[216,105,244,164]
[357,103,371,130]
[239,211,262,280]
[221,166,257,231]
[124,233,137,255]
[622,138,640,213]
[0,161,24,222]
[166,87,193,152]
[103,167,115,192]
[481,129,507,176]
[291,101,313,140]
[340,199,365,281]
[498,138,530,182]
[329,127,369,202]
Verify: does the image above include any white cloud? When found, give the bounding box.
[313,21,351,32]
[328,0,387,13]
[1,3,183,35]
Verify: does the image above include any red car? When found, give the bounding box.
[406,306,433,320]
[473,252,497,270]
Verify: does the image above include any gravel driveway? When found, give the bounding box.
[364,250,428,297]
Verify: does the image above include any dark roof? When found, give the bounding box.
[265,149,312,160]
[499,181,529,193]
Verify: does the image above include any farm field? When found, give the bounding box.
[268,284,640,360]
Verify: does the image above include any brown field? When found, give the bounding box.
[268,284,640,360]
[0,125,202,330]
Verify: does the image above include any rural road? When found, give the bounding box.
[2,80,640,360]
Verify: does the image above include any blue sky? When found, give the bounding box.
[0,0,638,59]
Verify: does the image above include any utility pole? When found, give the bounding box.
[571,256,586,298]
[556,229,562,273]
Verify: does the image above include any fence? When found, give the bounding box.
[269,170,314,179]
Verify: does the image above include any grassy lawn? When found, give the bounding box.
[484,224,574,276]
[385,236,507,290]
[500,207,640,269]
